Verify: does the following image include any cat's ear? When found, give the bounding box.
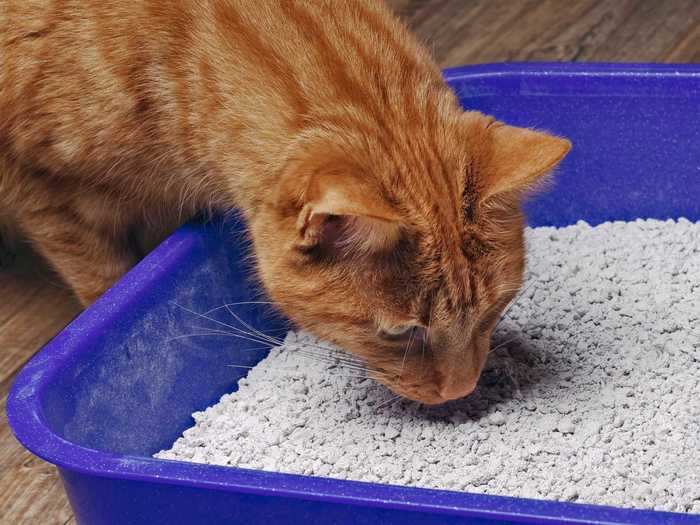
[296,172,402,255]
[279,168,402,256]
[481,123,571,201]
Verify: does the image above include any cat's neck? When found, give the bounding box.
[170,2,459,221]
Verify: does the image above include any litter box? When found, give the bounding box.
[8,63,700,524]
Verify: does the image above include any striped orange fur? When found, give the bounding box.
[0,0,570,403]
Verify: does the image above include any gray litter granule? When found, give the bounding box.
[156,218,700,514]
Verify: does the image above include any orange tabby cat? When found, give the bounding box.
[0,0,570,404]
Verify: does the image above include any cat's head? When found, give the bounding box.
[255,111,570,405]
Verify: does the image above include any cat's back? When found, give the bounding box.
[1,0,168,167]
[1,0,300,167]
[1,0,440,188]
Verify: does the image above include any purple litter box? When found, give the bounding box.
[8,63,700,524]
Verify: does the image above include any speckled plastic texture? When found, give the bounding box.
[8,63,700,524]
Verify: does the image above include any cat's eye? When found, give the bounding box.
[378,324,416,340]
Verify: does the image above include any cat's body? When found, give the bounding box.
[1,0,570,404]
[2,0,411,299]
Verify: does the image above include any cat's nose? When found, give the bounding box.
[437,376,478,402]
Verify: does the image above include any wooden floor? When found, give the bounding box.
[1,1,698,523]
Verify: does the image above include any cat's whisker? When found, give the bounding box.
[225,325,284,346]
[327,352,366,365]
[398,326,416,380]
[511,278,537,300]
[332,363,371,374]
[165,333,271,352]
[326,361,367,373]
[230,326,284,345]
[489,336,520,355]
[176,303,383,384]
[323,362,371,374]
[303,353,378,375]
[165,331,272,344]
[201,301,276,317]
[375,395,402,411]
[167,328,277,345]
[291,346,343,358]
[289,340,343,355]
[494,279,538,331]
[494,313,511,331]
[330,360,368,370]
[289,345,365,366]
[420,302,433,378]
[295,351,365,369]
[212,310,284,346]
[502,279,537,313]
[173,302,254,334]
[292,340,344,354]
[176,327,281,348]
[201,303,364,364]
[173,303,290,348]
[330,372,374,380]
[224,304,284,346]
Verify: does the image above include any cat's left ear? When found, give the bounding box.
[277,157,402,256]
[294,172,402,255]
[481,122,571,201]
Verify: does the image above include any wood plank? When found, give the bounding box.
[386,0,700,66]
[0,403,75,525]
[659,11,700,62]
[0,246,79,378]
[0,243,80,525]
[581,0,700,62]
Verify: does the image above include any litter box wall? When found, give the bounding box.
[450,63,700,227]
[8,63,700,525]
[40,220,287,457]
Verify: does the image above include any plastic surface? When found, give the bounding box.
[8,63,700,525]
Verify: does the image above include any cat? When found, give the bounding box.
[0,0,570,404]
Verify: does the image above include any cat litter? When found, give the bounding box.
[156,218,700,514]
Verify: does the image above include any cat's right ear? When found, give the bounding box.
[276,154,401,257]
[461,111,571,203]
[481,123,571,201]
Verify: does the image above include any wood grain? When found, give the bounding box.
[0,243,80,525]
[387,0,700,67]
[1,1,697,522]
